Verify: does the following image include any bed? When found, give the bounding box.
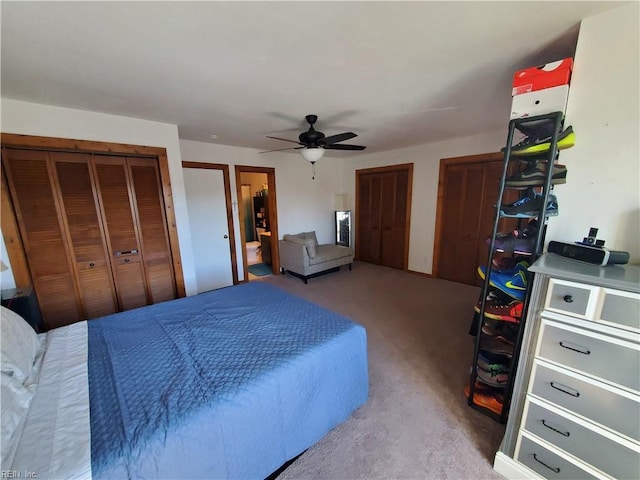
[1,282,369,479]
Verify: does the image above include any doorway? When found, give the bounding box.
[433,152,519,286]
[355,163,413,270]
[234,166,279,281]
[182,161,237,292]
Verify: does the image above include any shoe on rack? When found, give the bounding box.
[477,350,511,373]
[474,297,523,323]
[488,221,539,254]
[505,162,568,188]
[476,368,509,388]
[509,125,575,156]
[477,266,528,300]
[499,190,558,218]
[464,380,505,415]
[491,255,531,272]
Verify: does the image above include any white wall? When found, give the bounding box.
[345,129,505,274]
[547,2,640,263]
[179,140,346,280]
[0,99,198,295]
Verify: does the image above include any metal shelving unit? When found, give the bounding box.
[467,111,566,423]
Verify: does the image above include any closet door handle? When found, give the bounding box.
[559,341,591,355]
[542,419,570,437]
[89,262,95,267]
[533,454,561,474]
[550,381,580,397]
[115,249,139,256]
[124,258,130,263]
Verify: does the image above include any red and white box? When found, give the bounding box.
[510,84,569,120]
[512,58,573,96]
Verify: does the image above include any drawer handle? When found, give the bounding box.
[559,341,591,355]
[550,381,580,397]
[563,294,574,303]
[542,419,570,437]
[533,453,561,474]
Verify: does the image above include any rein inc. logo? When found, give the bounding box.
[1,471,37,478]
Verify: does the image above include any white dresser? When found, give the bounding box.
[494,254,640,479]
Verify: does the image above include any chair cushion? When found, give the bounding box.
[308,245,353,265]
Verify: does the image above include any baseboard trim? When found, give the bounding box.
[407,269,432,278]
[493,452,539,480]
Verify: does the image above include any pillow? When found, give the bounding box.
[283,234,317,259]
[301,231,319,247]
[1,306,40,385]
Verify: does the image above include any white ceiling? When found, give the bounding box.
[1,1,626,156]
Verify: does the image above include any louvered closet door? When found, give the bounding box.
[380,170,408,270]
[51,152,119,318]
[358,174,383,264]
[128,158,176,303]
[2,149,83,327]
[92,156,150,311]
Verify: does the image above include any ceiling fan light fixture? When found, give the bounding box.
[301,147,325,163]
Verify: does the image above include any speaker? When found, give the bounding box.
[548,241,629,266]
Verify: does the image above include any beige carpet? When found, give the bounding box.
[259,261,505,480]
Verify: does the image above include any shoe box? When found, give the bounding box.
[511,58,573,96]
[510,84,570,120]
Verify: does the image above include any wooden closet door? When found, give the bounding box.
[2,149,83,327]
[128,158,176,303]
[52,152,118,318]
[380,170,409,269]
[358,173,383,264]
[92,156,150,311]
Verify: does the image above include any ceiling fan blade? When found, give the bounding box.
[258,146,304,154]
[266,135,303,145]
[324,144,367,151]
[321,132,357,146]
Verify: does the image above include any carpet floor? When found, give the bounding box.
[261,261,505,479]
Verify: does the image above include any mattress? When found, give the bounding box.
[10,282,368,479]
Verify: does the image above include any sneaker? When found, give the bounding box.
[509,125,575,156]
[480,333,515,356]
[476,368,509,388]
[491,256,531,272]
[475,298,523,323]
[477,266,528,300]
[505,162,568,188]
[489,222,538,254]
[464,380,505,415]
[499,190,558,218]
[477,350,511,373]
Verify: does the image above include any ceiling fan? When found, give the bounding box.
[259,114,366,166]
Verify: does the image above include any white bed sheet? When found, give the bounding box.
[11,321,91,480]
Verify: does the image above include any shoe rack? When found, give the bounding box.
[466,111,569,423]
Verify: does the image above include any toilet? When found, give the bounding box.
[246,241,260,265]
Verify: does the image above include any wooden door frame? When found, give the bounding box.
[234,165,279,281]
[355,163,413,270]
[182,161,238,286]
[432,151,503,279]
[0,133,186,297]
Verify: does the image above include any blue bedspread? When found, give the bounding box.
[88,282,368,479]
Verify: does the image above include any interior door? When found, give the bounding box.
[52,152,119,318]
[92,156,150,310]
[2,149,83,327]
[437,159,518,286]
[183,167,233,293]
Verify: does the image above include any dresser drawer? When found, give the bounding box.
[530,361,640,442]
[516,433,597,479]
[537,319,640,392]
[523,398,640,479]
[599,288,640,333]
[545,279,599,319]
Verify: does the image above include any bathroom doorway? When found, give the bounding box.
[234,166,279,281]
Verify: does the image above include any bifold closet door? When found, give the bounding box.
[52,152,119,318]
[2,149,84,327]
[92,156,150,311]
[128,158,176,303]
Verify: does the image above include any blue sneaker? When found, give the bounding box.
[477,266,528,300]
[499,190,558,218]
